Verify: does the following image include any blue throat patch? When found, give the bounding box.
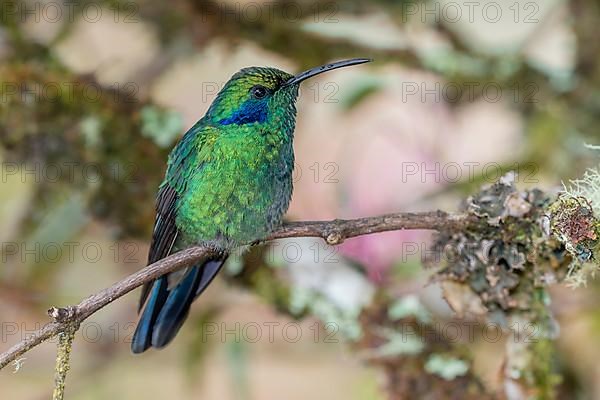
[219,100,268,126]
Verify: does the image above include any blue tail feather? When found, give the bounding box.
[131,256,226,353]
[131,277,168,354]
[151,265,203,347]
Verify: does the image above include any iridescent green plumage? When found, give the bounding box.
[132,59,370,353]
[170,68,298,248]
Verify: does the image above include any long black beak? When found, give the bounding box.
[283,58,371,86]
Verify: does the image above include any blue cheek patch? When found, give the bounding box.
[219,100,268,126]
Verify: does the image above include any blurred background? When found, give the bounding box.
[0,0,599,398]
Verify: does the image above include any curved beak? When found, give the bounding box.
[283,58,371,86]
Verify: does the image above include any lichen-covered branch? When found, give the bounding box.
[429,173,599,399]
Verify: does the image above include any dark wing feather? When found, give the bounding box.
[148,185,179,264]
[136,123,208,311]
[138,184,180,311]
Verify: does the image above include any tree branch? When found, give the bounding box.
[0,210,470,371]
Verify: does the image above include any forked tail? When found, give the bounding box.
[131,256,226,353]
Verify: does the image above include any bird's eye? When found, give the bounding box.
[250,85,269,99]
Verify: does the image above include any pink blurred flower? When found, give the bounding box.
[289,65,522,282]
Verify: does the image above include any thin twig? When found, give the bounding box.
[0,211,471,370]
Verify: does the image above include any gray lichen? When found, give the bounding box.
[432,173,568,320]
[430,173,575,398]
[425,354,470,381]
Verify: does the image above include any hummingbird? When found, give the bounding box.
[131,58,371,353]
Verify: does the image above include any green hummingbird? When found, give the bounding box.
[131,58,371,353]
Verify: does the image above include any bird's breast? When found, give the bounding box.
[176,131,294,248]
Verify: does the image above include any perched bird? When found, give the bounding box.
[131,58,371,353]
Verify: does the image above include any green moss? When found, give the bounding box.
[52,323,79,400]
[528,339,562,400]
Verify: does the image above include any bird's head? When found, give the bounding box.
[206,58,371,129]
